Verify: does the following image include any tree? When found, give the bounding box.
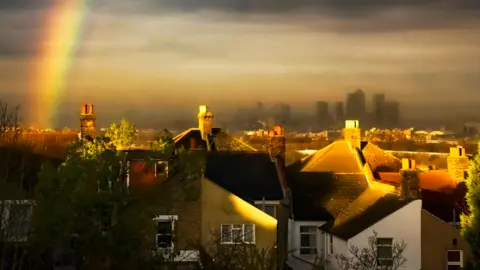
[30,131,201,270]
[335,231,407,270]
[0,100,37,270]
[461,141,480,269]
[104,119,137,149]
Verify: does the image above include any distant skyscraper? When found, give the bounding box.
[334,102,345,124]
[315,101,332,130]
[373,93,386,127]
[383,101,400,128]
[345,89,366,121]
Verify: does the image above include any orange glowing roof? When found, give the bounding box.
[378,171,457,193]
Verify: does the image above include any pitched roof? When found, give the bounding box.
[288,171,368,221]
[377,170,464,223]
[320,190,415,239]
[300,141,363,173]
[287,140,413,239]
[204,152,283,201]
[361,142,401,173]
[378,171,457,193]
[173,128,257,152]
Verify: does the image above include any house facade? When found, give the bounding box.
[286,120,422,270]
[125,105,289,266]
[421,210,471,270]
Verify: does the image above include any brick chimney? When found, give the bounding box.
[268,125,286,162]
[399,158,421,199]
[447,146,469,182]
[197,105,213,142]
[80,104,95,138]
[344,120,361,149]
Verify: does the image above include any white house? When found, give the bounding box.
[286,121,422,270]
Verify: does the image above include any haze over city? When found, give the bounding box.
[1,0,480,127]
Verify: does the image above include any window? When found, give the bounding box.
[154,215,177,250]
[447,250,463,270]
[254,201,279,218]
[155,161,168,177]
[220,224,255,244]
[376,238,393,266]
[299,226,317,255]
[1,200,34,242]
[327,233,333,255]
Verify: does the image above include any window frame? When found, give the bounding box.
[153,215,177,251]
[0,200,35,242]
[126,159,169,187]
[220,224,256,244]
[254,200,280,219]
[376,237,394,266]
[299,225,318,256]
[327,233,333,255]
[446,249,463,269]
[154,161,168,177]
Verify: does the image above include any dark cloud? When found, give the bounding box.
[0,0,52,10]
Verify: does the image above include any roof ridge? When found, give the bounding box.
[229,135,258,152]
[301,142,336,171]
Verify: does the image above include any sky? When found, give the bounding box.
[0,0,480,127]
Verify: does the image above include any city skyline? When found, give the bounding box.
[1,0,480,127]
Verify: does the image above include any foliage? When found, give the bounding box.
[201,230,279,270]
[30,130,204,270]
[104,119,137,149]
[336,231,407,270]
[149,129,174,151]
[461,141,480,269]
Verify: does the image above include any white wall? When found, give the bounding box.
[347,200,422,270]
[288,220,325,270]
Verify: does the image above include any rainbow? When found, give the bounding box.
[29,0,90,128]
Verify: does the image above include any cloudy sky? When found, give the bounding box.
[1,0,480,126]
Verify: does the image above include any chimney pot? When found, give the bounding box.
[401,158,416,170]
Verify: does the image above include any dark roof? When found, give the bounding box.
[361,142,401,173]
[204,152,283,201]
[377,171,466,223]
[173,128,257,152]
[288,171,368,221]
[321,192,416,239]
[287,140,415,239]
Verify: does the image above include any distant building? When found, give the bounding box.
[314,101,332,130]
[383,101,400,128]
[334,102,345,124]
[345,89,366,122]
[373,93,386,127]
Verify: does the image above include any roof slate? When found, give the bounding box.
[173,128,257,152]
[321,190,415,239]
[204,152,283,201]
[300,141,362,173]
[361,142,402,173]
[288,140,414,239]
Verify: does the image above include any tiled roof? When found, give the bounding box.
[321,190,415,239]
[288,171,368,221]
[204,152,283,201]
[300,141,363,173]
[378,171,457,193]
[361,142,402,173]
[377,171,465,223]
[287,140,412,238]
[173,128,257,152]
